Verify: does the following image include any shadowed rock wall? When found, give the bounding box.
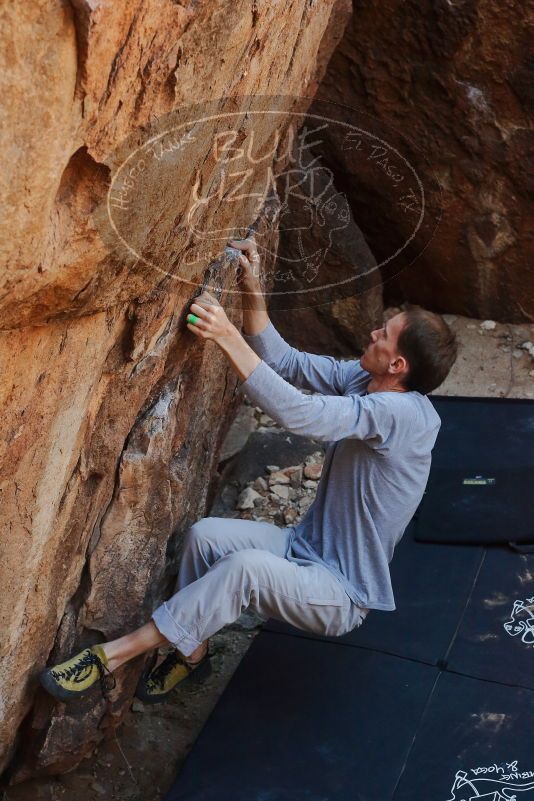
[314,0,533,323]
[0,0,353,780]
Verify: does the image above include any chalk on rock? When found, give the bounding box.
[480,319,497,330]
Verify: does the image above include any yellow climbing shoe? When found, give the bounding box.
[39,645,115,701]
[135,645,212,705]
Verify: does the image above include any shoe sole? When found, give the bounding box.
[39,669,96,702]
[135,655,212,705]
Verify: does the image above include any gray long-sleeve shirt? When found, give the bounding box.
[240,322,441,611]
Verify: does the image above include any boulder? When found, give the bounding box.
[0,0,352,780]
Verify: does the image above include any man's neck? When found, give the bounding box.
[366,376,408,394]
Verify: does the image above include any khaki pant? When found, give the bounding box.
[152,517,369,657]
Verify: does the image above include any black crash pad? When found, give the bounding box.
[415,395,534,545]
[164,631,437,801]
[446,546,534,690]
[264,521,484,666]
[392,671,534,801]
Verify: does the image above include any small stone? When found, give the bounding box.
[252,476,268,492]
[304,463,322,480]
[442,314,457,324]
[266,465,280,473]
[288,466,303,488]
[529,370,534,378]
[268,470,290,485]
[284,465,303,475]
[298,496,314,511]
[237,487,261,510]
[304,451,323,465]
[519,340,534,357]
[512,349,523,359]
[271,484,290,500]
[131,699,144,713]
[283,507,298,524]
[480,319,496,330]
[303,479,318,489]
[90,782,106,795]
[253,495,267,508]
[259,414,275,426]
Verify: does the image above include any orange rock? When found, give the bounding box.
[0,0,352,778]
[304,463,323,481]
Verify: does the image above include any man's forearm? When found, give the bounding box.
[217,325,261,382]
[241,279,270,336]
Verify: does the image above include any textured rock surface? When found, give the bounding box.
[0,0,352,780]
[271,147,384,354]
[314,0,533,323]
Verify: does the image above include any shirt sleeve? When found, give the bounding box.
[243,321,370,396]
[240,359,399,447]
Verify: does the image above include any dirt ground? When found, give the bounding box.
[4,308,534,801]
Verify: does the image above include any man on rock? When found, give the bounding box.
[40,236,458,704]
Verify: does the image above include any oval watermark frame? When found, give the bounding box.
[93,94,442,310]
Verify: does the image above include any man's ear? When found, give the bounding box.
[389,354,407,375]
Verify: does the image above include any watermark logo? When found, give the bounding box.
[93,95,441,309]
[504,597,534,647]
[447,760,534,800]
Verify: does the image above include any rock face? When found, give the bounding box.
[270,146,383,354]
[0,0,352,780]
[270,139,383,355]
[314,0,533,323]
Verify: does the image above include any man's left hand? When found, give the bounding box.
[187,291,235,343]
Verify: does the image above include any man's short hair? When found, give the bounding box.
[396,305,458,395]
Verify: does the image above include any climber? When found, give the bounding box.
[40,235,458,705]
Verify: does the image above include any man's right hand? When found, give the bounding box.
[228,236,262,290]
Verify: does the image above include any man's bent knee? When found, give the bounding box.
[185,518,212,546]
[218,548,266,575]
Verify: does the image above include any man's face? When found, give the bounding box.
[360,312,407,379]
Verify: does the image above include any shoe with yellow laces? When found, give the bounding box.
[135,644,212,705]
[39,645,116,701]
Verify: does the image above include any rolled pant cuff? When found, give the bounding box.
[152,602,202,657]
